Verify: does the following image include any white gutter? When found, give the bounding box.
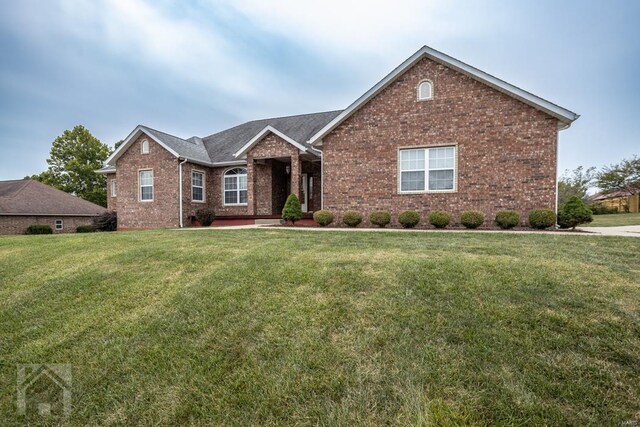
[178,157,188,228]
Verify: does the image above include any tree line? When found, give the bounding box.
[558,156,640,207]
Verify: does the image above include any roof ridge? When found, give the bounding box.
[202,110,343,140]
[140,125,197,145]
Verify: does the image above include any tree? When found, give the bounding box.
[596,156,640,196]
[33,125,112,207]
[557,166,596,207]
[282,193,303,224]
[114,139,124,150]
[557,196,593,230]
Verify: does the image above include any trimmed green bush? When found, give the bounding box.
[76,225,96,233]
[282,194,303,224]
[313,210,334,227]
[429,211,451,229]
[93,211,117,232]
[528,209,556,230]
[558,196,593,230]
[460,210,485,229]
[342,211,363,227]
[25,225,53,235]
[195,208,215,227]
[398,210,420,228]
[369,210,391,228]
[495,210,520,229]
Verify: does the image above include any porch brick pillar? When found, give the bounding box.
[247,155,255,215]
[290,153,301,200]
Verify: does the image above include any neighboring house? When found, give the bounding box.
[97,46,579,229]
[0,179,106,234]
[590,191,640,213]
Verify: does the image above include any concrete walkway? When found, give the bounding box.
[173,224,640,237]
[577,225,640,237]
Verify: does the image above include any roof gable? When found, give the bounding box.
[233,126,316,159]
[308,45,579,146]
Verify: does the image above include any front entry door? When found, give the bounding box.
[301,173,308,212]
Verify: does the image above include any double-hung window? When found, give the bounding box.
[399,146,456,192]
[192,171,204,202]
[223,168,247,205]
[111,180,117,197]
[139,170,153,201]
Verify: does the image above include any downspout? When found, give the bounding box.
[554,128,559,227]
[319,148,324,210]
[179,157,188,228]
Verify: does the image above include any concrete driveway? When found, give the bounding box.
[578,225,640,237]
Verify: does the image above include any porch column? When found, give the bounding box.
[290,152,301,200]
[246,155,256,215]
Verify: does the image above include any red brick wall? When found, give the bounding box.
[322,56,559,226]
[0,216,96,235]
[209,166,249,216]
[106,173,117,211]
[115,134,180,229]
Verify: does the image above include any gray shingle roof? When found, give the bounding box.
[0,180,107,216]
[202,110,342,163]
[140,126,212,164]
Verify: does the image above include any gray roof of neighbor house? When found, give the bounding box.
[0,179,107,216]
[201,110,342,163]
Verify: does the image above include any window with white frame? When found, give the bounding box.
[192,170,205,202]
[223,168,247,205]
[139,170,153,201]
[417,80,433,100]
[141,139,149,154]
[55,219,63,230]
[399,146,456,192]
[111,179,117,197]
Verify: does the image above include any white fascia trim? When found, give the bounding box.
[104,126,180,165]
[233,125,308,159]
[308,45,580,146]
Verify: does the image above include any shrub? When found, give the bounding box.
[590,204,618,215]
[25,225,53,235]
[369,210,391,228]
[429,211,450,228]
[398,210,420,228]
[195,208,215,227]
[528,209,556,230]
[76,225,96,233]
[282,194,303,224]
[313,210,334,227]
[558,196,593,230]
[342,210,363,227]
[495,210,520,229]
[93,211,117,232]
[460,210,485,229]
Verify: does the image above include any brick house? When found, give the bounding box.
[97,46,579,229]
[0,179,106,234]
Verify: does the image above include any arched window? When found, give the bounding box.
[223,167,247,205]
[141,139,150,154]
[417,80,433,101]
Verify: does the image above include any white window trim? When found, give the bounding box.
[397,145,457,194]
[55,219,63,230]
[139,169,154,202]
[417,79,434,101]
[222,167,248,206]
[111,179,117,197]
[141,139,149,154]
[191,170,206,203]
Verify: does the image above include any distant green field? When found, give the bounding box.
[1,229,639,425]
[583,212,640,227]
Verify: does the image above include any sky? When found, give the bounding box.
[0,0,638,180]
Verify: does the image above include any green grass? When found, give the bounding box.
[1,229,639,426]
[582,212,640,227]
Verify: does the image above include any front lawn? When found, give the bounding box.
[582,212,640,227]
[1,230,639,426]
